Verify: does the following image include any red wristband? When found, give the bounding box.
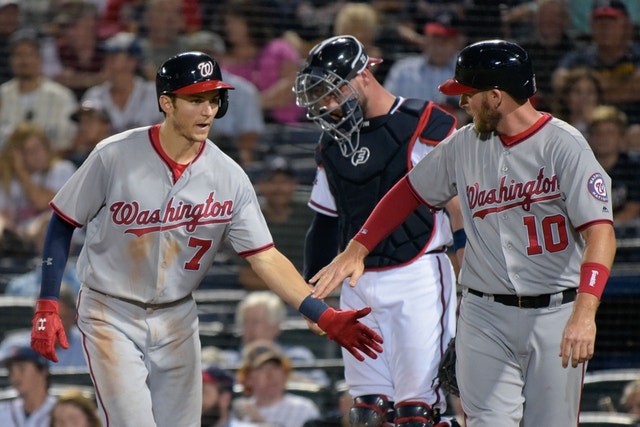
[578,262,610,299]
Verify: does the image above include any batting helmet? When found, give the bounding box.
[156,51,234,118]
[293,35,382,157]
[439,40,536,100]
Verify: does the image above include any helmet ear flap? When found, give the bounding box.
[215,89,229,118]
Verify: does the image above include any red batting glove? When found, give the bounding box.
[31,299,69,363]
[317,307,383,361]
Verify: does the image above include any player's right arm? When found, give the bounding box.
[30,213,75,362]
[310,176,422,299]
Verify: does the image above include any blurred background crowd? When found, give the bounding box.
[0,0,640,426]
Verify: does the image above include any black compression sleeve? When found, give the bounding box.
[303,212,340,281]
[39,213,76,300]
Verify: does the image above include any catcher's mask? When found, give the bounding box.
[294,35,381,158]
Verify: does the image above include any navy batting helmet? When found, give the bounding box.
[439,40,536,100]
[156,51,234,118]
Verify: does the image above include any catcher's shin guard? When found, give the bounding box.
[349,394,395,427]
[394,401,436,427]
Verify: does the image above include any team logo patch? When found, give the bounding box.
[351,147,370,166]
[198,61,215,78]
[587,172,608,202]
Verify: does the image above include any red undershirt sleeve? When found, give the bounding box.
[353,176,422,252]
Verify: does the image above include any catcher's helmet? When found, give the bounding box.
[294,35,382,157]
[156,51,234,118]
[439,39,536,100]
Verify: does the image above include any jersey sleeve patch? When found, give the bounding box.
[588,172,608,202]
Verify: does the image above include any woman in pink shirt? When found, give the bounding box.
[222,0,304,125]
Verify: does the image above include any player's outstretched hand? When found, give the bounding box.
[317,306,383,361]
[31,299,69,363]
[310,240,369,299]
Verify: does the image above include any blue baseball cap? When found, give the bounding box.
[2,345,49,368]
[202,365,234,393]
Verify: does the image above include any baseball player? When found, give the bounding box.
[308,39,618,427]
[294,35,463,427]
[29,51,383,427]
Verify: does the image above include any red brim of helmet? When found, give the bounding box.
[438,78,478,95]
[172,80,235,94]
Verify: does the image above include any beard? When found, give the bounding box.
[473,95,501,135]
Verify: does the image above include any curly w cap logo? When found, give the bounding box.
[588,172,608,202]
[198,61,215,78]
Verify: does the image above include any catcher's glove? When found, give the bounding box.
[437,337,459,397]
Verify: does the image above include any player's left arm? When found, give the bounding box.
[560,222,617,368]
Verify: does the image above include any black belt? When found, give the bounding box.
[89,288,192,310]
[467,288,577,309]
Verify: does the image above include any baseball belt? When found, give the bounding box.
[88,287,193,310]
[467,288,577,309]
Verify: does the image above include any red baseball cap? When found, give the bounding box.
[424,11,462,38]
[592,0,628,18]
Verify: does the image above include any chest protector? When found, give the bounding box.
[318,99,456,268]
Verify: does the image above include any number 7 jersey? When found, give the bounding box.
[408,113,613,296]
[50,125,272,304]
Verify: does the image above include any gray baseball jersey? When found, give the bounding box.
[51,124,273,303]
[408,113,613,295]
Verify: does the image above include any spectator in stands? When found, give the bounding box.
[566,0,639,40]
[287,1,344,45]
[221,0,305,125]
[620,379,640,417]
[331,3,385,80]
[236,157,314,290]
[552,0,640,125]
[138,0,191,81]
[221,290,330,386]
[586,105,640,228]
[0,0,21,85]
[101,0,201,36]
[0,122,77,257]
[0,286,86,369]
[202,364,253,427]
[519,0,576,112]
[81,31,163,134]
[333,3,382,61]
[63,99,113,168]
[0,345,56,427]
[0,28,78,153]
[48,1,107,100]
[383,10,466,122]
[50,388,102,427]
[99,0,145,35]
[551,67,604,136]
[233,340,321,427]
[186,30,265,167]
[302,380,351,427]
